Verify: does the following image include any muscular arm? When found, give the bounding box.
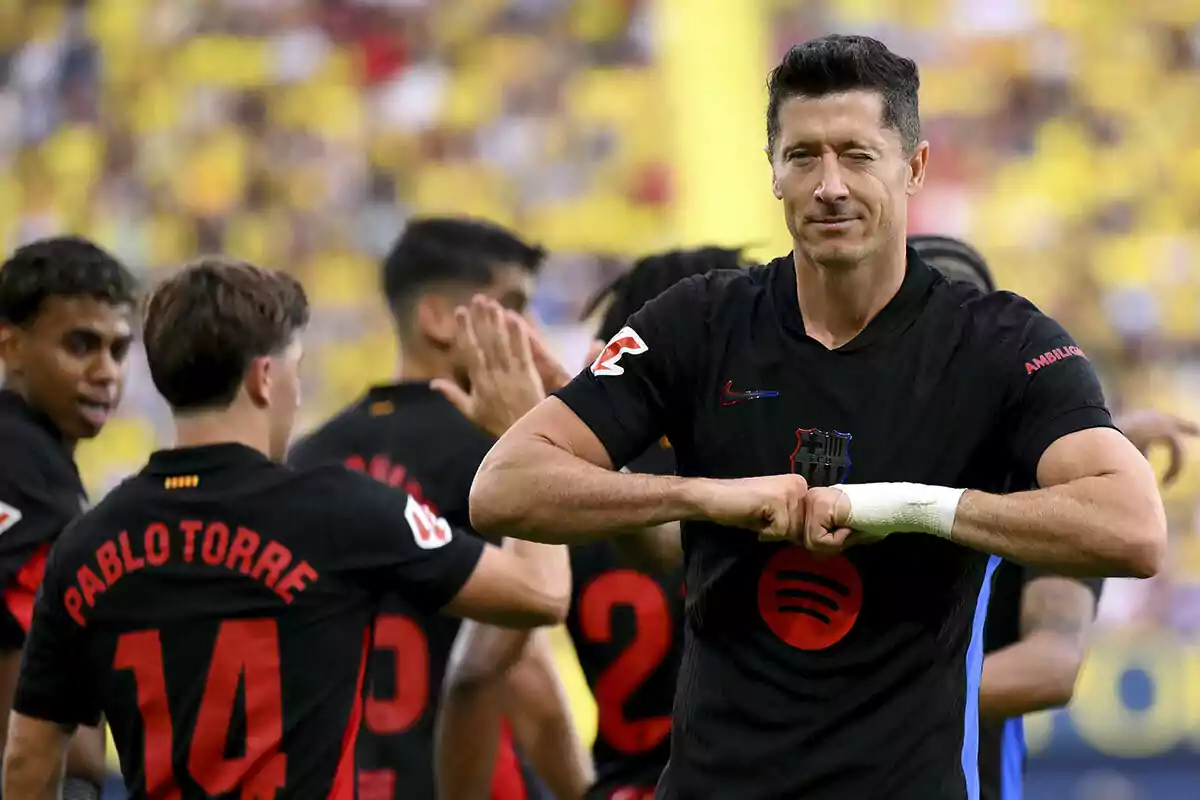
[64,723,106,786]
[952,428,1165,578]
[2,713,69,800]
[470,398,708,542]
[437,625,593,800]
[979,576,1098,721]
[437,623,527,800]
[502,634,593,800]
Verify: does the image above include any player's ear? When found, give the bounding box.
[414,293,458,349]
[244,355,272,409]
[905,141,929,196]
[0,324,22,374]
[766,145,784,200]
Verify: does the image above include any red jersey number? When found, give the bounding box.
[364,613,429,735]
[114,619,287,799]
[578,570,673,754]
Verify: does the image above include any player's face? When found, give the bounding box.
[266,339,303,462]
[0,296,133,442]
[769,90,927,268]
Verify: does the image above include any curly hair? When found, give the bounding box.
[0,236,138,326]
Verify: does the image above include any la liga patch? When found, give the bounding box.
[0,501,23,535]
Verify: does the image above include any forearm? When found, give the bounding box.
[2,719,68,800]
[979,634,1081,721]
[64,723,106,784]
[472,438,705,542]
[437,624,533,800]
[436,679,504,800]
[508,536,572,617]
[952,475,1162,577]
[504,635,593,800]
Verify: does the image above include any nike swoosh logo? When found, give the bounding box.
[721,381,780,406]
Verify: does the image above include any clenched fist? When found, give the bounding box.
[700,474,809,540]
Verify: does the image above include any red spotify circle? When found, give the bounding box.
[757,547,863,651]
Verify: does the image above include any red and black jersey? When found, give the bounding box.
[288,383,543,800]
[554,253,1115,799]
[13,443,484,799]
[0,389,87,649]
[567,438,684,800]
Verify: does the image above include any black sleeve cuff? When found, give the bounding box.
[12,687,98,729]
[425,534,486,614]
[1016,405,1116,482]
[553,381,646,470]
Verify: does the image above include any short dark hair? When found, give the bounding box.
[909,234,996,292]
[382,216,546,321]
[143,256,310,412]
[584,247,743,343]
[0,236,138,326]
[766,35,921,154]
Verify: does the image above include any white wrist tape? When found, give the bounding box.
[836,483,965,540]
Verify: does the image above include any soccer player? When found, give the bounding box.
[0,236,138,798]
[438,248,742,800]
[468,35,1167,799]
[911,233,1197,800]
[3,256,569,799]
[288,218,587,800]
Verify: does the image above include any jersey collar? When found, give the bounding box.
[773,247,939,352]
[143,443,274,475]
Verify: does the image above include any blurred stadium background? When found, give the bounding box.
[2,0,1199,798]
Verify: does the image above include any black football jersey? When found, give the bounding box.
[977,563,1103,800]
[0,389,87,649]
[288,383,540,800]
[13,443,484,799]
[567,442,684,800]
[553,252,1114,800]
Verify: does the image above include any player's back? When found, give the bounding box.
[289,384,532,799]
[36,443,481,800]
[565,440,684,799]
[567,541,683,800]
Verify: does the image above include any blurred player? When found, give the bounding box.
[471,35,1166,798]
[438,248,741,800]
[0,236,137,798]
[912,234,1198,800]
[2,257,569,799]
[289,218,587,800]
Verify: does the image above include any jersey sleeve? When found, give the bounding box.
[554,276,705,469]
[11,538,100,727]
[998,301,1116,481]
[339,473,485,613]
[0,444,76,558]
[625,439,677,477]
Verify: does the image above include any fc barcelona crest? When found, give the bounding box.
[789,428,853,487]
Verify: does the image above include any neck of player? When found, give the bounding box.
[793,238,907,349]
[395,341,456,385]
[172,406,272,458]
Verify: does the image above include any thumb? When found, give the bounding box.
[430,379,472,417]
